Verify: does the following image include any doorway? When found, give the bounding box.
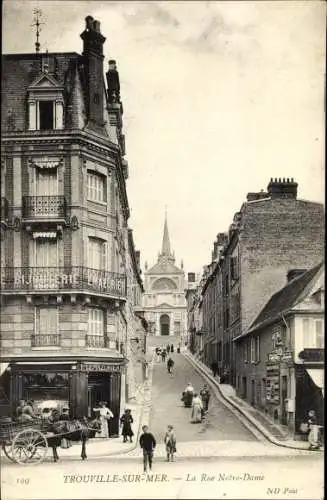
[160,314,170,336]
[87,373,110,418]
[281,375,288,425]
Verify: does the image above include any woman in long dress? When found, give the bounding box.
[94,402,113,438]
[191,393,203,423]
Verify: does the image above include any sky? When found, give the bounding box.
[2,0,326,274]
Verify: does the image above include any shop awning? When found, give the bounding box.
[33,232,57,239]
[0,363,9,376]
[306,368,324,396]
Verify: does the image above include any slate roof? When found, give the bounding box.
[247,261,323,334]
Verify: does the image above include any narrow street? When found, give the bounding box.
[149,353,255,444]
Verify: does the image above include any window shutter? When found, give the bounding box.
[303,319,310,348]
[315,320,324,348]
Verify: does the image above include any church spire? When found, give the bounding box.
[161,211,172,256]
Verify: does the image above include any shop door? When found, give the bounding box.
[108,373,121,438]
[281,376,288,425]
[88,374,110,419]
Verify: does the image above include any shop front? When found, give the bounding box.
[8,357,125,437]
[295,348,324,433]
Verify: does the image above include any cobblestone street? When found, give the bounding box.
[149,354,255,444]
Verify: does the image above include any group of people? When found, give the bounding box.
[182,382,211,423]
[155,344,181,362]
[139,424,176,472]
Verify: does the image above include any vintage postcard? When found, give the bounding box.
[0,1,325,499]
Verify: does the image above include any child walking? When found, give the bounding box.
[164,424,177,462]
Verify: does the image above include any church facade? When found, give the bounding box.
[142,216,187,343]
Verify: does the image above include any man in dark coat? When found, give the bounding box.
[139,425,156,472]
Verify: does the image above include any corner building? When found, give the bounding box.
[0,16,138,433]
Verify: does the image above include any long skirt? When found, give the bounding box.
[99,416,109,438]
[308,425,320,448]
[191,404,203,423]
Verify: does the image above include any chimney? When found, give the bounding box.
[287,269,307,282]
[216,233,228,247]
[267,178,298,199]
[188,272,196,283]
[80,16,106,127]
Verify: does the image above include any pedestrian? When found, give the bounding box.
[139,425,156,472]
[200,384,211,413]
[167,344,170,354]
[161,350,167,362]
[167,357,174,374]
[94,402,113,438]
[210,361,218,378]
[307,410,321,450]
[120,408,134,443]
[170,344,174,353]
[191,393,203,423]
[164,424,177,462]
[16,399,25,420]
[20,400,36,422]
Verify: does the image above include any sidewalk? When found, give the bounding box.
[184,351,323,452]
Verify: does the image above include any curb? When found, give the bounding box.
[184,352,321,452]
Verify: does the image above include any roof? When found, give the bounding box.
[243,262,324,336]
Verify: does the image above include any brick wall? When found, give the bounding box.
[240,198,324,332]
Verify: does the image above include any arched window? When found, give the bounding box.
[152,278,177,291]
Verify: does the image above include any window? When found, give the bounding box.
[35,307,58,335]
[34,238,58,267]
[88,308,104,336]
[87,171,107,203]
[88,237,107,270]
[315,320,324,348]
[39,101,54,130]
[230,256,239,281]
[250,336,260,363]
[36,167,58,196]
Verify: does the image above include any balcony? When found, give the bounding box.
[31,334,61,347]
[1,197,9,222]
[85,335,110,349]
[22,196,67,222]
[1,267,127,299]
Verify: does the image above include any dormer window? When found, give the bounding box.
[39,101,54,130]
[27,73,64,131]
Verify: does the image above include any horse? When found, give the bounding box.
[45,417,101,462]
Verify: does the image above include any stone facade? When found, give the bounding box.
[143,215,187,346]
[0,16,143,429]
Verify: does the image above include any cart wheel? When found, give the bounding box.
[12,429,48,465]
[2,444,15,462]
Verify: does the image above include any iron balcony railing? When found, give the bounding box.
[1,197,9,220]
[22,196,67,219]
[31,334,61,347]
[85,335,110,348]
[1,267,127,298]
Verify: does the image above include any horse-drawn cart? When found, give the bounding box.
[0,418,49,465]
[1,416,101,465]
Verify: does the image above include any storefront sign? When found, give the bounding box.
[81,363,122,373]
[6,268,126,295]
[298,349,324,363]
